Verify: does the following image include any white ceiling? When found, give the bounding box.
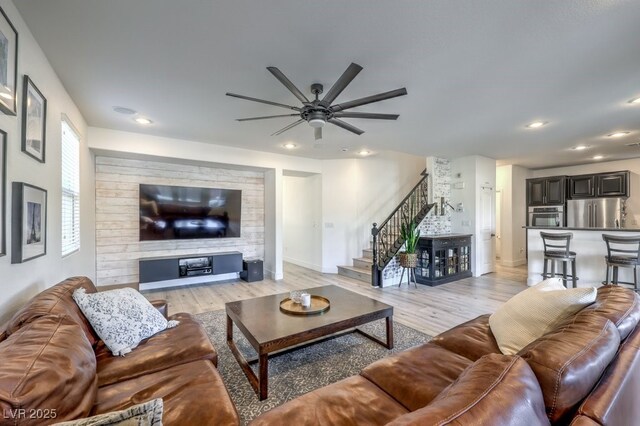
[14,0,640,168]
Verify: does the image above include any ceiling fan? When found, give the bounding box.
[226,63,407,140]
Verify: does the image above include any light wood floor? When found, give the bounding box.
[143,263,528,337]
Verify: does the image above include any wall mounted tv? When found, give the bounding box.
[139,184,242,241]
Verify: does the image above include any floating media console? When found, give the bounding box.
[139,251,243,291]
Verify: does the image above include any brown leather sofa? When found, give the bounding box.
[251,285,640,426]
[0,276,239,426]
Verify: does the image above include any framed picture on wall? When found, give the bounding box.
[0,6,17,115]
[21,76,46,162]
[11,182,47,263]
[0,129,6,256]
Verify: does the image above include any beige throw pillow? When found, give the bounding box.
[489,278,597,355]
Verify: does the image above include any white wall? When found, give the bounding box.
[283,174,322,271]
[532,158,640,226]
[320,152,426,272]
[0,0,94,324]
[321,160,359,272]
[511,165,530,264]
[264,168,283,280]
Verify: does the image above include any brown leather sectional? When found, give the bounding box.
[1,277,638,425]
[0,277,239,426]
[251,285,640,425]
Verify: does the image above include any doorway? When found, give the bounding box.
[478,185,495,275]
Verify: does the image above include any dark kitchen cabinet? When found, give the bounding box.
[596,172,629,197]
[527,176,566,206]
[569,175,596,198]
[567,171,629,199]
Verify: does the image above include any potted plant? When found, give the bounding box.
[398,220,420,268]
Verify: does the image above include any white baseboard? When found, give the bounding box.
[283,256,322,273]
[501,258,527,267]
[139,272,239,291]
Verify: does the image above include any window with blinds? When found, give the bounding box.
[61,119,80,256]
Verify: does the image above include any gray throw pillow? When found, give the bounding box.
[73,288,178,356]
[53,398,163,425]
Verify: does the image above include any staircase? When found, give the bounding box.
[337,170,435,286]
[337,248,374,283]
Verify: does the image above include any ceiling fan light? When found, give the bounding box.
[309,118,325,128]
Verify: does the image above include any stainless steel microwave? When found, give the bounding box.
[528,206,564,227]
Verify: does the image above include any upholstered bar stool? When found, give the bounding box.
[540,232,578,288]
[602,234,640,291]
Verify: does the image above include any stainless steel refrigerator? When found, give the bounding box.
[566,198,625,228]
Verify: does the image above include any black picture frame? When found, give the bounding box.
[0,6,17,116]
[21,76,46,163]
[0,129,6,256]
[11,182,47,263]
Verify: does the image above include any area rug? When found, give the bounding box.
[194,310,432,425]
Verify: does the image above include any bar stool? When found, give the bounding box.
[540,232,578,288]
[602,234,640,291]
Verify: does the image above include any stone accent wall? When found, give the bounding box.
[381,157,452,286]
[95,156,264,286]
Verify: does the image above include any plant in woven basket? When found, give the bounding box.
[399,220,420,268]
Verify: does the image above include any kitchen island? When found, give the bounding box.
[526,226,640,286]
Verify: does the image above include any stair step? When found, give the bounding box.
[362,248,373,259]
[353,257,373,269]
[337,265,371,283]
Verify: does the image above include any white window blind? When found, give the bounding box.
[61,119,80,256]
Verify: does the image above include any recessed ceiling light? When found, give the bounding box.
[526,121,547,129]
[113,106,137,115]
[134,117,153,125]
[607,131,630,138]
[358,150,370,156]
[341,147,349,152]
[282,143,296,149]
[572,145,588,151]
[628,97,640,104]
[593,155,604,160]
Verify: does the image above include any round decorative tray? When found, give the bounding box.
[280,295,330,316]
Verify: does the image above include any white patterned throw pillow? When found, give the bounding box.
[73,288,178,356]
[489,278,597,355]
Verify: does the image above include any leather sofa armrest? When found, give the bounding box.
[150,300,168,318]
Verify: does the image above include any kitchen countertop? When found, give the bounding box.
[524,226,640,232]
[421,233,473,239]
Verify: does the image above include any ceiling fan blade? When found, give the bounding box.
[237,114,299,122]
[320,63,363,107]
[267,67,309,104]
[271,119,305,136]
[330,88,407,112]
[332,112,399,120]
[328,118,364,135]
[226,92,300,111]
[315,127,322,140]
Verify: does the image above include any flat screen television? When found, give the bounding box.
[139,184,242,241]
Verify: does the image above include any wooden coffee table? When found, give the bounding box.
[225,285,393,400]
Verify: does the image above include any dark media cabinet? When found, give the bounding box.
[415,234,472,286]
[139,251,243,285]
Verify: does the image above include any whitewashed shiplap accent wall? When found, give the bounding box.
[95,156,264,286]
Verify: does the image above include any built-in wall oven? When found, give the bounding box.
[528,206,565,227]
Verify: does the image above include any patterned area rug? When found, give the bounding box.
[194,310,432,425]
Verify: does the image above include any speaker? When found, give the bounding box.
[240,259,263,282]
